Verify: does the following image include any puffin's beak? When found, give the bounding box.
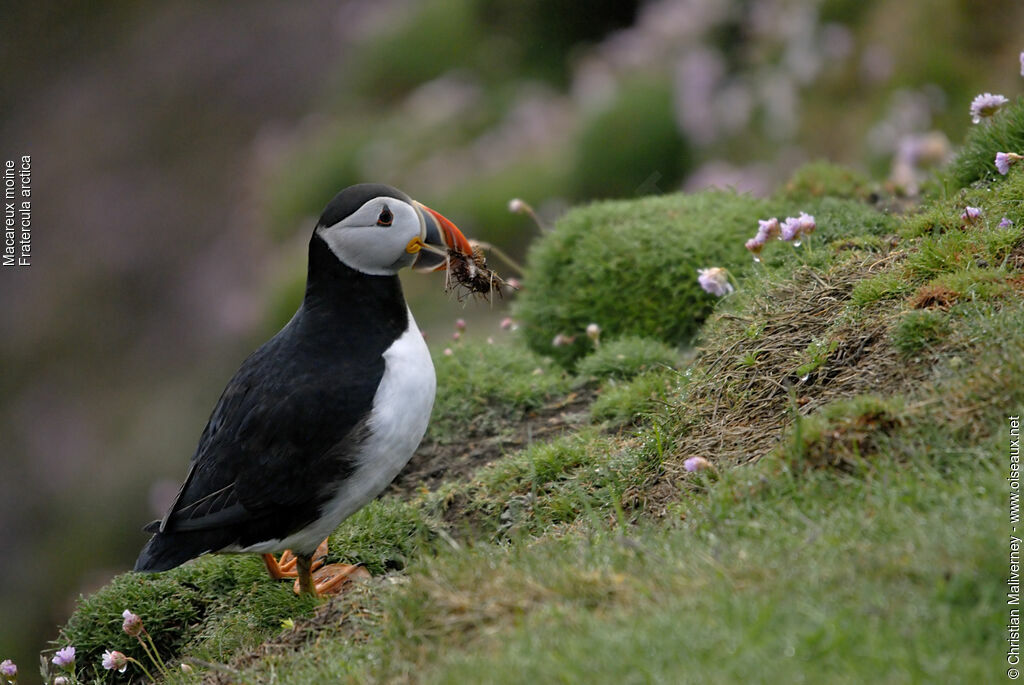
[411,202,473,272]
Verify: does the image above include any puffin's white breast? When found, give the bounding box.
[264,309,436,553]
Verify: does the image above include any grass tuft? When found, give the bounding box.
[774,394,905,473]
[574,336,679,381]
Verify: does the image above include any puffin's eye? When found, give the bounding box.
[377,207,393,226]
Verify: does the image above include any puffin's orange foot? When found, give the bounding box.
[262,539,329,580]
[293,563,370,596]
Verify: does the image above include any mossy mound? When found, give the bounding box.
[514,186,896,367]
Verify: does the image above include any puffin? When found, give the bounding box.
[134,183,473,595]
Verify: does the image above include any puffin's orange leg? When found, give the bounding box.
[263,539,328,580]
[293,563,370,595]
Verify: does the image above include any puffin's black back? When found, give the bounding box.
[135,224,411,572]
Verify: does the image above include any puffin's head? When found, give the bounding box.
[315,183,472,276]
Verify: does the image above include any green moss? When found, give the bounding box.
[429,341,570,441]
[515,188,896,367]
[61,556,317,683]
[780,160,873,202]
[945,97,1024,189]
[514,190,772,367]
[850,271,913,308]
[891,310,952,356]
[570,78,692,200]
[589,369,676,425]
[575,336,679,381]
[905,222,1021,280]
[776,394,905,473]
[327,498,434,575]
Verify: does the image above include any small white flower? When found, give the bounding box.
[101,650,128,673]
[969,92,1009,124]
[1020,51,1024,77]
[586,323,601,342]
[508,198,527,214]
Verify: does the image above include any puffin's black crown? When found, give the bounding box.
[318,183,412,229]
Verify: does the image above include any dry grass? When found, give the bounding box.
[658,250,924,488]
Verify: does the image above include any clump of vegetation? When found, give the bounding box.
[776,394,905,473]
[429,341,570,441]
[589,369,676,426]
[850,271,913,308]
[514,189,773,366]
[945,97,1024,189]
[574,336,679,381]
[60,556,319,683]
[891,310,951,356]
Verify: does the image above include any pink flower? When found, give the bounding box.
[0,660,16,679]
[452,331,461,341]
[500,317,515,331]
[780,217,802,242]
[996,152,1012,175]
[1020,51,1024,77]
[745,235,766,256]
[443,347,453,356]
[1000,217,1014,228]
[52,646,76,669]
[970,92,1009,124]
[697,267,734,297]
[122,609,144,637]
[961,206,982,223]
[54,678,68,685]
[454,318,466,331]
[796,211,816,235]
[101,650,128,673]
[995,152,1023,175]
[684,457,711,472]
[757,217,781,240]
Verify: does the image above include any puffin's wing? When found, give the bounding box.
[156,347,384,535]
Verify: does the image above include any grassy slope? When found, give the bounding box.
[54,158,1023,683]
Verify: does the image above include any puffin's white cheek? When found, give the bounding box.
[321,227,413,276]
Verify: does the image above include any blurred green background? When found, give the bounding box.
[0,0,1021,679]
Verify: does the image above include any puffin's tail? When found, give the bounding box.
[134,527,226,572]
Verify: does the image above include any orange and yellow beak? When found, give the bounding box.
[411,201,473,272]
